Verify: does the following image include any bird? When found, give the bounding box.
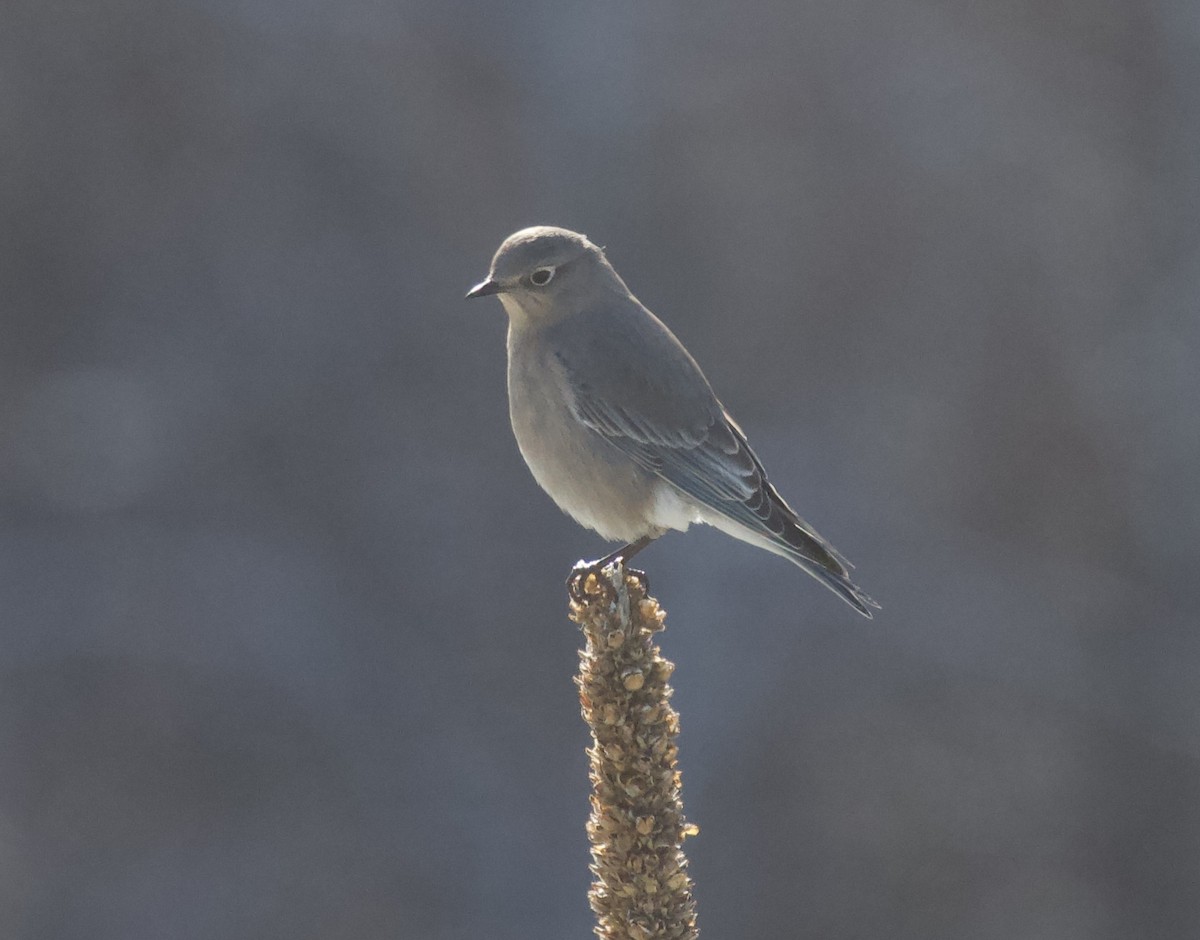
[466,226,878,617]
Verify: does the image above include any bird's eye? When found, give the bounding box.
[529,267,555,286]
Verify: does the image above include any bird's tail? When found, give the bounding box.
[756,484,880,618]
[790,552,879,619]
[707,502,880,617]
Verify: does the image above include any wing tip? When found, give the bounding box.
[803,558,880,619]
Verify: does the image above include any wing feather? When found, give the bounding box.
[560,380,846,577]
[545,300,874,613]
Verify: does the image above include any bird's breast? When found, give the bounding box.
[506,326,657,542]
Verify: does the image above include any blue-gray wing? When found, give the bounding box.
[550,302,857,586]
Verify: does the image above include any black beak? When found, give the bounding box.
[465,278,502,299]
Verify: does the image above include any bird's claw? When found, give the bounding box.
[566,558,650,604]
[566,564,595,604]
[625,566,650,596]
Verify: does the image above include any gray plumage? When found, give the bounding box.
[467,226,878,617]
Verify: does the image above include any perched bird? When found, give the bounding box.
[467,226,878,617]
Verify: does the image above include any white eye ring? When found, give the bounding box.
[529,266,555,286]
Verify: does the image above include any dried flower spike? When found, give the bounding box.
[570,562,699,940]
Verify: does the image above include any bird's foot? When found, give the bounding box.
[624,566,650,596]
[567,556,650,604]
[566,563,599,604]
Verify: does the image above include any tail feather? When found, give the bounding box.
[763,491,879,619]
[795,554,879,619]
[704,507,880,618]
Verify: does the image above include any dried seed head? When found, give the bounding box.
[571,563,698,940]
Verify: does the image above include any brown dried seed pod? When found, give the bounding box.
[571,564,698,940]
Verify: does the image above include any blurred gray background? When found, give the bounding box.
[2,1,1198,938]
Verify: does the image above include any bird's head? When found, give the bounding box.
[466,226,620,321]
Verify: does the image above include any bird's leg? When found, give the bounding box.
[568,534,657,601]
[595,533,655,569]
